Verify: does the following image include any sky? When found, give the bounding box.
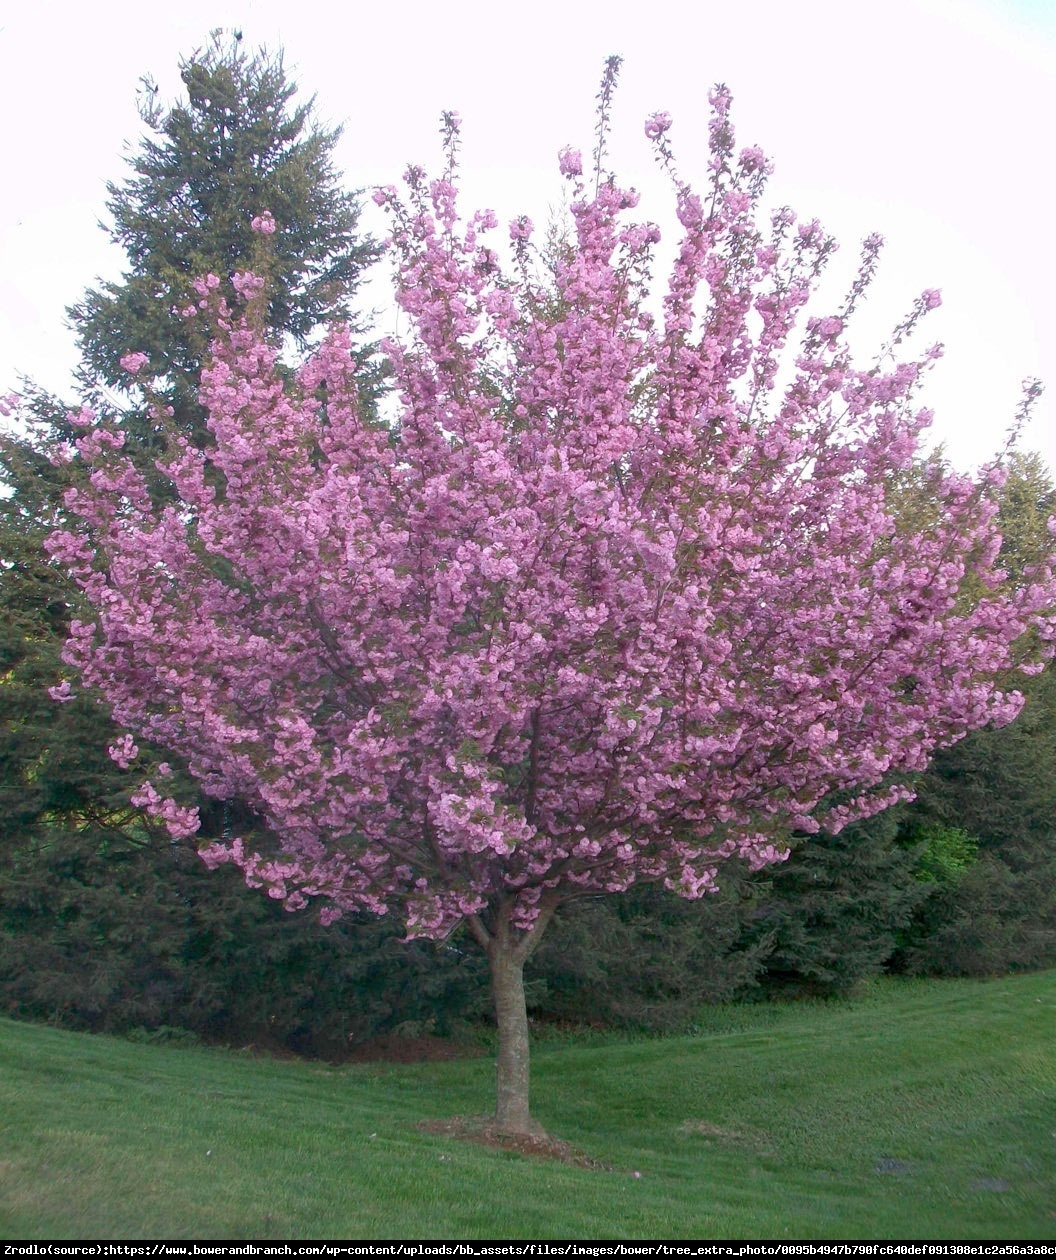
[1,0,1053,474]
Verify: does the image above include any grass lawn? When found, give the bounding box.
[1,971,1053,1240]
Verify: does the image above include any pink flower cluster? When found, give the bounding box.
[250,211,276,234]
[509,216,534,242]
[558,146,583,178]
[130,781,200,840]
[119,351,150,374]
[644,112,672,140]
[108,733,139,769]
[53,86,1056,949]
[232,271,266,301]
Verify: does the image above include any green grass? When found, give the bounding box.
[2,972,1054,1240]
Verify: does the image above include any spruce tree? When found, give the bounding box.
[0,33,388,1043]
[895,451,1056,974]
[69,30,379,441]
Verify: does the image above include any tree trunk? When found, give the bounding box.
[471,896,562,1137]
[487,933,545,1136]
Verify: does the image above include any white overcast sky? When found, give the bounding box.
[1,0,1054,474]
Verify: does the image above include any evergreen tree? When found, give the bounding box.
[529,876,768,1029]
[69,30,379,442]
[897,667,1056,975]
[0,33,386,1044]
[894,451,1056,975]
[740,810,926,996]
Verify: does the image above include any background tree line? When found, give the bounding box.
[1,33,1053,1057]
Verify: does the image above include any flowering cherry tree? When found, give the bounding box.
[49,80,1055,1135]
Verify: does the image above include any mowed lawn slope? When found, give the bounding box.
[1,973,1053,1240]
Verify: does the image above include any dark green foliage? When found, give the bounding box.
[991,450,1056,584]
[527,812,926,1020]
[738,809,927,997]
[0,823,489,1054]
[893,668,1056,976]
[888,453,1056,976]
[898,854,1056,977]
[68,31,379,441]
[528,877,768,1028]
[0,417,146,872]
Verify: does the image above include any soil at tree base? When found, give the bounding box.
[416,1116,619,1170]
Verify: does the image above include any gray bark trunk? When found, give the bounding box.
[475,900,557,1137]
[488,935,543,1136]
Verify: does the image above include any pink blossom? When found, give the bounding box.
[250,211,277,235]
[49,443,76,465]
[232,271,266,301]
[62,216,1054,929]
[119,351,149,374]
[644,112,672,140]
[558,146,583,177]
[130,781,200,839]
[509,216,534,242]
[108,734,139,769]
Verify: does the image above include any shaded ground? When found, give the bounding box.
[346,1033,485,1063]
[227,1030,487,1065]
